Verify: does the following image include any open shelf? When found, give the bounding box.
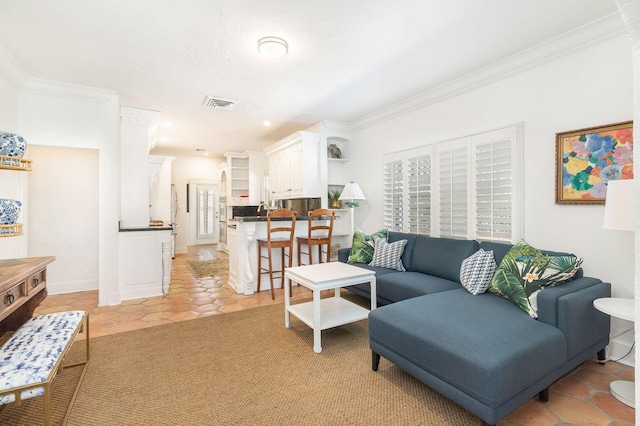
[0,156,32,171]
[0,223,23,237]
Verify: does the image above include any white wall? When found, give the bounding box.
[28,146,99,294]
[170,155,224,253]
[348,36,635,359]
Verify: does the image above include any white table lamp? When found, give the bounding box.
[600,178,635,408]
[339,182,366,208]
[339,182,366,234]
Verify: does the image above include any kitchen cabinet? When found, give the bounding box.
[225,151,266,206]
[264,131,323,200]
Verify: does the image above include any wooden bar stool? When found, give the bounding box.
[297,209,335,266]
[257,208,297,300]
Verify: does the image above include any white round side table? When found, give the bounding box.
[593,297,635,408]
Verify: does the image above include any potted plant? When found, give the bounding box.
[328,190,342,209]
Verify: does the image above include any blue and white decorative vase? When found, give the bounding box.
[0,132,27,158]
[0,199,22,224]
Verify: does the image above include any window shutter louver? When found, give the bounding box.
[383,158,404,231]
[407,154,431,234]
[438,145,468,239]
[474,137,513,242]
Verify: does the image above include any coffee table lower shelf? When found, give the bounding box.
[288,297,369,330]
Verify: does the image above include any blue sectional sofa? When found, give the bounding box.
[338,232,611,425]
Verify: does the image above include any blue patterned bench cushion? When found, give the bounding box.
[0,310,86,404]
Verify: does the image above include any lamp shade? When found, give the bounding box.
[339,182,366,201]
[603,179,635,231]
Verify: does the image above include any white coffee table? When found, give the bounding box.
[284,262,376,353]
[593,297,635,408]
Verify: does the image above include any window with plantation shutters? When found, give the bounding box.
[382,124,521,243]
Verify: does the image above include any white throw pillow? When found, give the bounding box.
[368,237,407,271]
[460,249,496,295]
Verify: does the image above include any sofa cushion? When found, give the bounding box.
[346,270,459,305]
[369,237,407,271]
[368,289,567,408]
[459,249,496,295]
[489,240,583,318]
[410,236,480,282]
[347,228,388,264]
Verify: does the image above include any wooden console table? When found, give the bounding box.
[0,256,55,338]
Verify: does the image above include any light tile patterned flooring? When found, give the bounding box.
[35,245,635,425]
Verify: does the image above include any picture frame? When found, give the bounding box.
[555,121,633,205]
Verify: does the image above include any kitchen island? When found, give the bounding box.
[229,215,339,295]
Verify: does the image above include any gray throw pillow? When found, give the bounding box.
[460,249,496,295]
[369,237,407,271]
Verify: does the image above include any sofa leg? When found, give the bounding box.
[538,387,550,402]
[372,351,380,371]
[597,348,607,365]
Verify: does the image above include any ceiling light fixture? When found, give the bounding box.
[263,120,271,127]
[258,36,288,58]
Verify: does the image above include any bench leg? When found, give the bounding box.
[597,348,606,365]
[44,383,51,426]
[372,351,381,371]
[62,313,90,425]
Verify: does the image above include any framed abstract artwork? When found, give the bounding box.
[555,121,633,205]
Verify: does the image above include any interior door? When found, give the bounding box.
[195,184,218,245]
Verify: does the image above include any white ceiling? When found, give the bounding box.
[0,0,620,158]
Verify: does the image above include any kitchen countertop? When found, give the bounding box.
[119,225,173,232]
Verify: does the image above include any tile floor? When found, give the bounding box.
[35,245,635,425]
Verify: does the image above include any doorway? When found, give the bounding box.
[193,182,218,245]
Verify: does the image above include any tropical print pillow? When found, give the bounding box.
[489,240,583,318]
[347,228,388,264]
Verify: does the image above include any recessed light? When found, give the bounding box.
[258,36,288,58]
[204,152,209,156]
[263,120,271,127]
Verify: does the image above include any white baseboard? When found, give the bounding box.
[175,246,188,254]
[47,279,98,295]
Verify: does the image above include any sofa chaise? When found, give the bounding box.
[338,231,611,425]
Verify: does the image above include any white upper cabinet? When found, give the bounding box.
[225,151,267,206]
[264,131,323,200]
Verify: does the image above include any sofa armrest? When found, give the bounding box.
[338,248,351,263]
[537,277,611,359]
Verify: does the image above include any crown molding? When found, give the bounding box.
[20,78,117,103]
[0,44,117,103]
[349,12,627,132]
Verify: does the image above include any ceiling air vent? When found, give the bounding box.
[202,96,237,111]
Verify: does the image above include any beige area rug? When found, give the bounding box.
[185,258,228,279]
[1,301,480,425]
